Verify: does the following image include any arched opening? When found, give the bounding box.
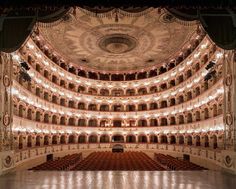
[170,98,176,106]
[178,75,184,83]
[100,104,109,111]
[195,87,201,96]
[178,95,184,103]
[27,135,32,147]
[88,72,98,80]
[137,72,147,79]
[100,120,108,127]
[44,135,49,145]
[138,103,147,111]
[138,119,147,127]
[204,135,209,147]
[68,135,75,144]
[89,135,98,143]
[138,88,147,95]
[126,89,135,95]
[78,102,85,110]
[178,135,184,145]
[60,116,66,125]
[27,108,32,120]
[126,135,136,143]
[52,75,57,84]
[78,135,86,143]
[100,73,109,81]
[170,136,176,144]
[112,135,124,143]
[150,102,158,110]
[52,135,57,145]
[36,135,41,146]
[195,111,201,121]
[160,118,168,126]
[52,95,58,104]
[78,86,86,93]
[187,113,192,123]
[88,88,97,95]
[196,135,201,146]
[160,135,167,144]
[19,104,24,117]
[100,135,110,143]
[52,115,57,124]
[125,73,135,81]
[213,104,218,117]
[78,119,86,126]
[138,135,147,143]
[60,80,65,87]
[111,89,124,96]
[160,83,167,91]
[68,117,75,126]
[127,104,135,111]
[187,136,193,145]
[44,114,49,123]
[150,135,158,143]
[112,104,123,112]
[68,83,74,91]
[60,135,66,144]
[179,115,184,124]
[44,92,49,101]
[88,104,97,111]
[204,108,209,119]
[100,89,109,96]
[113,120,122,127]
[169,80,175,87]
[150,86,158,93]
[150,119,158,126]
[170,117,176,125]
[212,135,218,149]
[187,91,192,100]
[160,100,167,108]
[186,69,192,78]
[68,100,75,108]
[60,98,66,106]
[88,119,97,127]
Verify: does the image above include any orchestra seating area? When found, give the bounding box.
[29,152,207,171]
[154,153,206,170]
[73,151,165,171]
[29,153,82,171]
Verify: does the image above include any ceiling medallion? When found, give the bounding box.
[99,34,137,54]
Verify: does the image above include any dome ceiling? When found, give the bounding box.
[39,8,198,72]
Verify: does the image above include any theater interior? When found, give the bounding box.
[1,1,236,188]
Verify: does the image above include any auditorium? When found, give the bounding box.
[1,1,236,188]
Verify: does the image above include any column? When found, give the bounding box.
[0,52,14,175]
[222,50,236,173]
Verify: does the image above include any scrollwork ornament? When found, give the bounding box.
[225,74,232,86]
[224,155,233,168]
[3,75,11,87]
[3,113,10,126]
[3,155,13,168]
[225,113,233,126]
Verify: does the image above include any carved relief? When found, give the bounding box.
[223,50,236,150]
[0,52,13,152]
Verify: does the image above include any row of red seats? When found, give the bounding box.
[73,151,166,171]
[29,153,82,171]
[154,153,206,170]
